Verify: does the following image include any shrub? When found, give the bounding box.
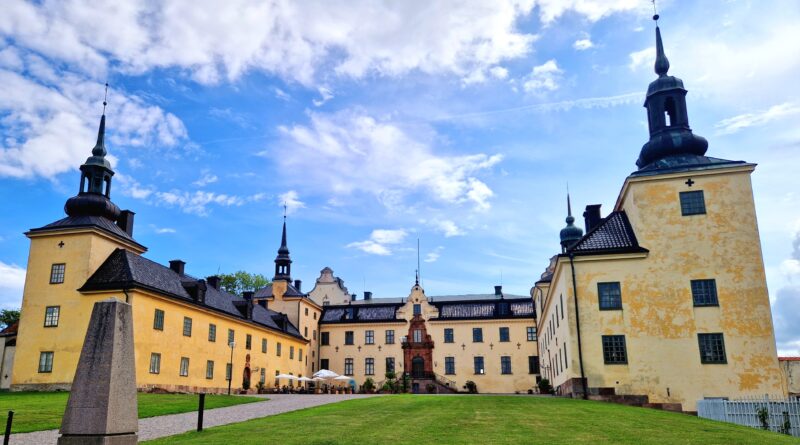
[756,406,769,430]
[401,373,411,393]
[537,379,553,395]
[255,381,265,392]
[363,377,376,393]
[426,383,436,394]
[464,380,478,394]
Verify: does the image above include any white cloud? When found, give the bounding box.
[523,59,563,93]
[490,66,509,80]
[313,86,334,107]
[573,38,594,51]
[715,103,800,135]
[192,172,219,187]
[425,246,444,263]
[347,229,407,256]
[0,261,26,309]
[628,46,654,71]
[150,225,176,234]
[0,70,187,179]
[274,88,291,101]
[536,0,641,24]
[275,109,502,212]
[435,220,465,237]
[278,190,306,215]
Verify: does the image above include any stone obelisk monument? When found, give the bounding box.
[58,298,138,444]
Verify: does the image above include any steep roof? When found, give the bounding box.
[254,283,305,299]
[567,211,648,255]
[630,155,749,178]
[28,215,145,250]
[80,249,303,339]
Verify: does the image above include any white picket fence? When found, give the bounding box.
[697,395,800,437]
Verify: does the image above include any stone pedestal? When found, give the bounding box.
[58,298,138,445]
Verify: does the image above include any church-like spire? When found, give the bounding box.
[559,194,583,252]
[636,14,708,169]
[274,212,292,282]
[64,83,120,221]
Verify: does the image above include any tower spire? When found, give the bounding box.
[274,208,292,282]
[559,193,583,252]
[653,18,670,76]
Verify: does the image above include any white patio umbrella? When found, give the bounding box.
[297,376,313,382]
[313,369,339,379]
[333,375,353,381]
[276,373,298,380]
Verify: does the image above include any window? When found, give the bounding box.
[365,357,375,375]
[345,331,354,345]
[262,338,267,353]
[321,332,330,346]
[304,327,308,337]
[260,368,266,384]
[206,360,214,379]
[313,330,317,340]
[598,282,622,310]
[499,327,510,342]
[153,309,164,331]
[321,359,329,370]
[473,328,483,343]
[226,363,232,381]
[299,349,303,362]
[501,356,512,374]
[228,329,235,345]
[563,343,568,369]
[365,330,375,345]
[38,352,54,373]
[149,353,161,374]
[274,370,280,386]
[246,334,252,350]
[305,307,309,316]
[698,333,727,364]
[49,263,65,284]
[344,358,354,376]
[680,190,706,216]
[528,356,540,374]
[474,356,485,374]
[413,304,421,316]
[412,329,423,343]
[179,357,189,377]
[692,279,719,307]
[386,357,395,373]
[560,294,564,320]
[444,328,454,343]
[445,357,455,375]
[602,335,628,364]
[277,342,282,356]
[44,306,60,327]
[385,330,395,344]
[183,317,192,337]
[314,312,317,320]
[289,346,295,360]
[208,324,216,342]
[526,327,537,342]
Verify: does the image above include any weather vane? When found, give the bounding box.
[102,82,109,114]
[652,0,659,22]
[283,201,287,218]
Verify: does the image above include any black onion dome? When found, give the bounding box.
[559,195,583,250]
[65,192,121,221]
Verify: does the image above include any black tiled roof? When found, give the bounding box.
[29,215,146,250]
[567,211,648,255]
[631,155,748,177]
[430,298,535,321]
[319,303,404,324]
[254,283,305,298]
[79,249,303,339]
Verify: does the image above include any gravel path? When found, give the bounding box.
[9,394,379,444]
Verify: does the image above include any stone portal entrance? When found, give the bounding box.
[402,314,434,379]
[412,356,425,378]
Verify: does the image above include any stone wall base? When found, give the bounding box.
[58,434,137,445]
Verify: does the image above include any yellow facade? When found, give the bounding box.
[12,227,308,393]
[535,166,784,412]
[320,284,539,393]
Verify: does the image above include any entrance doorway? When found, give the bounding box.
[412,356,425,378]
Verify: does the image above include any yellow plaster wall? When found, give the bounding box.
[537,166,784,411]
[780,360,800,395]
[12,230,141,389]
[318,322,406,386]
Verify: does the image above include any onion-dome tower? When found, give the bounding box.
[560,194,584,252]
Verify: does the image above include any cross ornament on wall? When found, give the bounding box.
[489,343,494,350]
[58,241,65,248]
[685,178,695,187]
[461,343,466,350]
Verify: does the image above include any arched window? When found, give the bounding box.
[664,97,677,127]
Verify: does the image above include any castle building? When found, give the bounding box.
[11,111,309,393]
[313,277,539,393]
[532,21,784,412]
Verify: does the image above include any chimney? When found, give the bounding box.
[494,285,503,296]
[364,291,372,300]
[242,291,255,320]
[169,260,185,275]
[583,204,602,233]
[116,210,135,237]
[294,280,302,292]
[207,276,221,290]
[351,293,357,301]
[258,299,267,309]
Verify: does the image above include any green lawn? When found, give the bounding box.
[0,392,263,434]
[147,395,799,445]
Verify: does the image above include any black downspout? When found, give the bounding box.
[569,253,588,400]
[123,288,130,304]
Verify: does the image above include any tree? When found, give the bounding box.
[0,308,20,330]
[218,271,270,296]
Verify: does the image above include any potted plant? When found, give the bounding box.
[256,381,267,394]
[426,383,436,394]
[363,377,376,394]
[537,378,553,395]
[464,380,478,394]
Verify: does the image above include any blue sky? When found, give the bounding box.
[1,1,799,353]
